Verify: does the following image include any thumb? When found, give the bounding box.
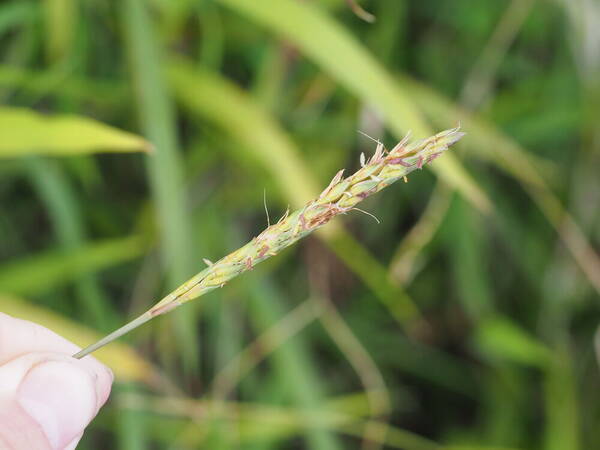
[0,352,112,450]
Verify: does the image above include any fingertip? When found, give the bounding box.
[95,363,113,410]
[74,354,113,411]
[17,360,97,449]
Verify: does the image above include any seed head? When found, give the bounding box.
[72,127,465,358]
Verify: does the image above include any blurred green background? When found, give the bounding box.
[1,0,599,448]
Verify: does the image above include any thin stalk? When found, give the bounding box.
[73,313,152,359]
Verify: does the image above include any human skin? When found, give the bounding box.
[0,313,113,449]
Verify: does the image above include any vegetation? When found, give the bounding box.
[1,0,599,449]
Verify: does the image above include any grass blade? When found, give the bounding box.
[0,235,146,296]
[26,157,119,331]
[0,107,150,157]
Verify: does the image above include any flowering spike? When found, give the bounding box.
[72,127,465,359]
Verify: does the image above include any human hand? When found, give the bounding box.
[0,312,113,449]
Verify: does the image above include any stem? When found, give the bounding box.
[72,312,153,359]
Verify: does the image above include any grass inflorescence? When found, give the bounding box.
[73,127,464,359]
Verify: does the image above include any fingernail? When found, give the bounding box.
[17,360,97,449]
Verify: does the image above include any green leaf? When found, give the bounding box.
[0,107,150,157]
[217,0,490,212]
[0,236,146,296]
[474,316,551,368]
